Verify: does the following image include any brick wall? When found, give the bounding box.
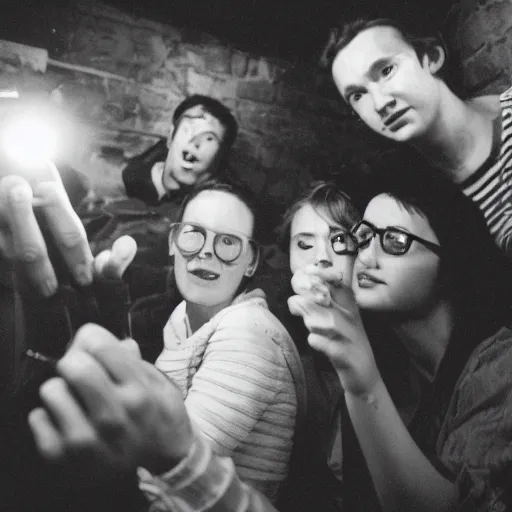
[451,0,512,95]
[0,1,386,214]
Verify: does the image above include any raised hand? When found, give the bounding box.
[28,323,193,481]
[288,264,382,399]
[0,161,93,296]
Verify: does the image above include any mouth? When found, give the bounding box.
[383,108,410,128]
[189,268,219,281]
[182,150,199,168]
[357,271,384,287]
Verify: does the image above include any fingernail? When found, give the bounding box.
[74,263,92,286]
[41,277,58,297]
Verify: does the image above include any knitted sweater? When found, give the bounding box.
[154,289,304,502]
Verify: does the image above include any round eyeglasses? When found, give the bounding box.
[352,220,441,256]
[169,222,258,264]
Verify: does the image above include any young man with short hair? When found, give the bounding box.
[122,94,238,205]
[329,18,512,255]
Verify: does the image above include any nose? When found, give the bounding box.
[190,133,203,150]
[314,241,333,268]
[197,234,214,259]
[357,237,378,267]
[369,85,395,116]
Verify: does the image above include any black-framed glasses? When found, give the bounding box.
[352,220,441,256]
[169,222,258,264]
[328,230,359,255]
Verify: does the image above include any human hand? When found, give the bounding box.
[0,162,93,296]
[93,235,137,281]
[28,324,193,481]
[288,264,382,398]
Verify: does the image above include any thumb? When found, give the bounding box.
[97,236,137,280]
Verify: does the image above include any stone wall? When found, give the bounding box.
[0,1,386,215]
[452,0,512,95]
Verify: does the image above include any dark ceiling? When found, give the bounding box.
[1,0,460,63]
[106,0,460,62]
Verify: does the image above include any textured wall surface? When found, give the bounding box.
[452,0,512,95]
[0,1,387,215]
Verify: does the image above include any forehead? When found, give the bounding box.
[291,204,339,235]
[182,190,253,236]
[174,104,225,137]
[364,194,435,239]
[332,26,414,87]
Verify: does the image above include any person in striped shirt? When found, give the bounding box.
[328,17,512,255]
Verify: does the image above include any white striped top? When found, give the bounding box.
[460,86,512,254]
[154,289,304,502]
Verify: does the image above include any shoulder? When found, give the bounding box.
[467,94,501,118]
[467,326,512,371]
[217,294,291,340]
[452,327,512,407]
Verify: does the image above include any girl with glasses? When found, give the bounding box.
[289,167,512,511]
[131,179,305,502]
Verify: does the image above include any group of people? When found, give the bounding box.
[2,14,512,512]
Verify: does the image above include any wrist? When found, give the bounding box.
[344,375,386,407]
[146,424,195,475]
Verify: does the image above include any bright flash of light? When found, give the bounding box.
[1,114,58,167]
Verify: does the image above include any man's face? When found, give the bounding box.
[163,104,226,191]
[332,26,443,143]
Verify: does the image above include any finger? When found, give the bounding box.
[71,323,142,383]
[33,176,93,287]
[95,236,137,280]
[119,337,142,358]
[39,377,94,440]
[28,407,65,461]
[291,270,327,297]
[308,333,350,368]
[288,295,309,317]
[92,249,111,277]
[57,350,127,432]
[0,175,58,296]
[304,264,345,283]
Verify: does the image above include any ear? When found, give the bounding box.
[244,246,260,277]
[422,44,445,75]
[168,240,175,257]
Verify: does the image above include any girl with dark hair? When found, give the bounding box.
[130,178,305,502]
[289,166,512,511]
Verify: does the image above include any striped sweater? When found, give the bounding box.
[153,289,304,502]
[460,86,512,254]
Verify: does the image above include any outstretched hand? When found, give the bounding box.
[288,264,382,399]
[28,323,193,482]
[0,162,93,296]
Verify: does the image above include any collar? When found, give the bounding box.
[151,161,169,201]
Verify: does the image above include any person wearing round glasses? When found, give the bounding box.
[132,178,304,502]
[289,166,512,511]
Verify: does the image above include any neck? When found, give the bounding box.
[186,298,232,334]
[391,299,454,380]
[411,88,494,183]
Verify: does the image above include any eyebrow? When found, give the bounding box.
[363,220,413,233]
[291,232,315,240]
[292,226,346,239]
